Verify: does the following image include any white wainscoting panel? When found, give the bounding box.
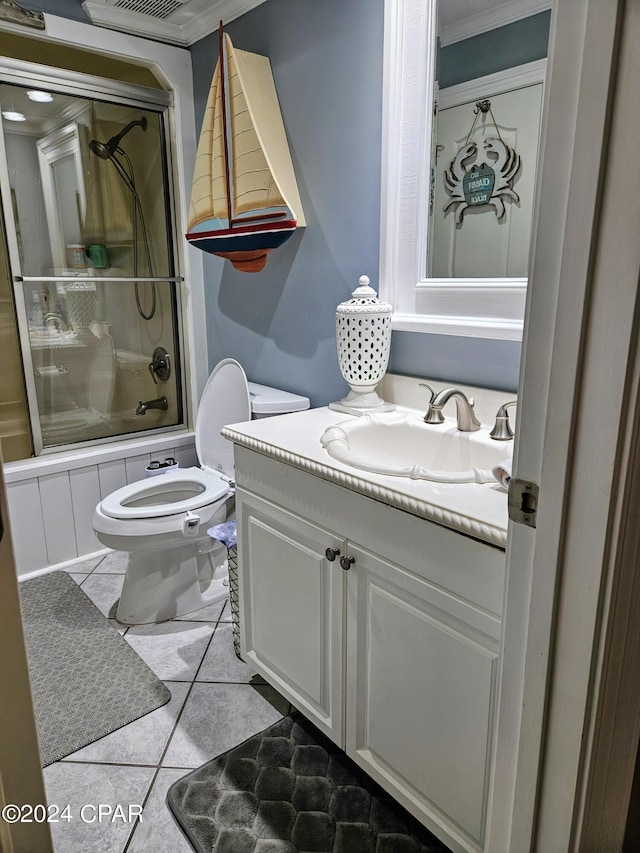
[6,478,48,572]
[39,471,76,565]
[125,453,151,484]
[69,465,103,555]
[7,434,196,576]
[98,458,127,499]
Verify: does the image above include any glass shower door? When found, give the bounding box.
[0,77,185,454]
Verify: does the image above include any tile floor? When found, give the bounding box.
[44,550,292,853]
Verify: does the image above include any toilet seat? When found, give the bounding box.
[100,467,230,520]
[97,358,251,522]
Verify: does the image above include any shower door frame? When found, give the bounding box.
[0,58,187,457]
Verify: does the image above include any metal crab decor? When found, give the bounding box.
[443,136,521,223]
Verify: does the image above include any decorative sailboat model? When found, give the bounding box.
[186,25,305,273]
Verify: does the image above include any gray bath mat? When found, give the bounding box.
[19,570,170,766]
[167,713,449,852]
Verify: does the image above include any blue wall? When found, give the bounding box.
[438,11,551,89]
[191,2,550,401]
[190,0,384,407]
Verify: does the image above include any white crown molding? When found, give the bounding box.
[181,0,267,45]
[82,0,268,46]
[439,0,552,48]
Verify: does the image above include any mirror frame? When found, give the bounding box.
[379,0,541,341]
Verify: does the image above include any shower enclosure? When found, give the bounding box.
[0,68,185,458]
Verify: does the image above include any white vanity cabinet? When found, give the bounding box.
[234,445,504,853]
[345,542,499,851]
[237,489,345,743]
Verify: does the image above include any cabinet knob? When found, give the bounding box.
[325,547,341,562]
[340,555,355,571]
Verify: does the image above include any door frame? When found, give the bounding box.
[0,449,52,853]
[488,0,640,849]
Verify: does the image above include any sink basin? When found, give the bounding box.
[320,411,511,484]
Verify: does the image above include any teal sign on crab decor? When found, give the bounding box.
[463,163,495,207]
[443,137,521,223]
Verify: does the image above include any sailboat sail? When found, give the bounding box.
[186,28,305,273]
[188,62,228,227]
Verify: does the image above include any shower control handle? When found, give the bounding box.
[148,347,171,384]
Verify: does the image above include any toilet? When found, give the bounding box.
[92,358,309,625]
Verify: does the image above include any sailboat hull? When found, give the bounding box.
[186,219,297,271]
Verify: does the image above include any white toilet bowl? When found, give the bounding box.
[92,358,309,624]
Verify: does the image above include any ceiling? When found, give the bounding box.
[80,0,551,48]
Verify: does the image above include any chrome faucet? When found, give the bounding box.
[136,397,168,416]
[422,385,481,432]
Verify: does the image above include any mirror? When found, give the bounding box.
[380,0,550,340]
[429,1,546,279]
[37,115,90,270]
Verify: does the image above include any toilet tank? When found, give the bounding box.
[247,381,310,419]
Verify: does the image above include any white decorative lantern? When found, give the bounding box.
[329,275,395,415]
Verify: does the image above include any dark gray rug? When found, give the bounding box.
[19,570,170,766]
[167,713,449,853]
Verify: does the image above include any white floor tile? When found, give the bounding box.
[125,621,214,681]
[162,682,286,769]
[65,554,106,574]
[93,550,129,574]
[217,600,233,622]
[174,596,228,623]
[44,762,154,853]
[80,574,125,619]
[197,622,263,683]
[126,768,193,853]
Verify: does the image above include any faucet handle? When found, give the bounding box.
[490,400,517,440]
[419,382,436,402]
[148,346,171,385]
[419,383,445,423]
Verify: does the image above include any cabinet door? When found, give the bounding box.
[345,543,500,853]
[237,489,345,743]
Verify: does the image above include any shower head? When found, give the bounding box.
[89,116,148,161]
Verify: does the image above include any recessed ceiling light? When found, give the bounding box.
[27,90,53,103]
[2,111,26,122]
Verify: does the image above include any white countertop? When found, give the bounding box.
[222,406,509,549]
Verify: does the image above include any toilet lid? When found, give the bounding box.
[196,358,251,478]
